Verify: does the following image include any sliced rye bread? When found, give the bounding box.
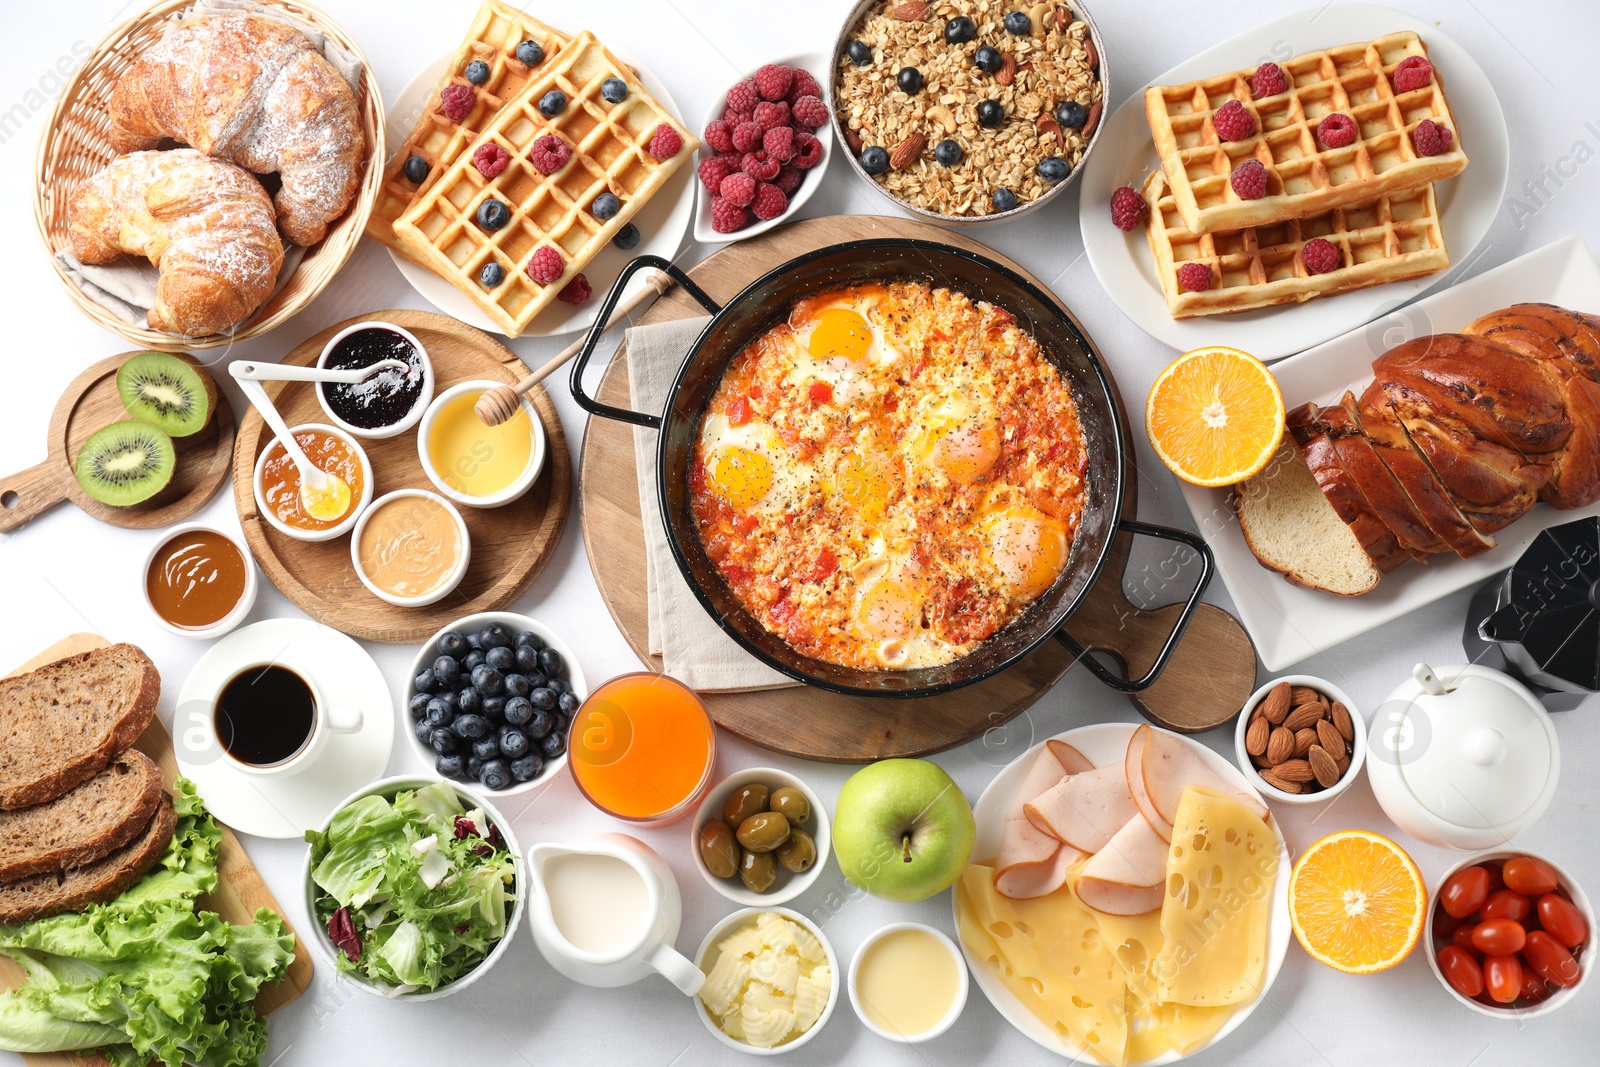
[1286,418,1411,574]
[1351,389,1496,559]
[0,790,175,924]
[1235,442,1385,596]
[0,643,159,810]
[0,750,163,882]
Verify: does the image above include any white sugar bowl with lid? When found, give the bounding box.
[1366,662,1560,850]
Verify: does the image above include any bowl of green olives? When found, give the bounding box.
[692,767,830,906]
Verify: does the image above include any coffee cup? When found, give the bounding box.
[207,663,362,777]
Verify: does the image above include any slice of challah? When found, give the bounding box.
[1235,443,1384,596]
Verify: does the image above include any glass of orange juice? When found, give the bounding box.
[569,673,716,823]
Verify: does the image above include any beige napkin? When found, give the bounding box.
[54,0,360,335]
[626,317,800,692]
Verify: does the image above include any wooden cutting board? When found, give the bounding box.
[0,353,234,534]
[231,310,571,643]
[0,634,312,1066]
[578,215,1258,759]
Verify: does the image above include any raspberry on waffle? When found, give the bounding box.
[366,1,570,257]
[392,32,698,337]
[1141,169,1449,318]
[1143,31,1467,235]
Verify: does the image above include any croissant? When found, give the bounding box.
[107,12,364,246]
[68,150,283,337]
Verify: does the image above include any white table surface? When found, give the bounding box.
[3,1,1598,1064]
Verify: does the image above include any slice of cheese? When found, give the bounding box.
[956,864,1127,1065]
[1124,997,1234,1063]
[1152,787,1278,1007]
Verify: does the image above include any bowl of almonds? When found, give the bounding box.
[1235,675,1366,804]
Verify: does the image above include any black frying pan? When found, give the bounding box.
[571,239,1211,698]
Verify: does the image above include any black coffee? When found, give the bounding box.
[215,665,316,766]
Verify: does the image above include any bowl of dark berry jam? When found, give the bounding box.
[316,322,434,439]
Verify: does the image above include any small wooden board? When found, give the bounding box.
[232,310,571,644]
[0,634,312,1067]
[578,216,1257,760]
[0,353,234,533]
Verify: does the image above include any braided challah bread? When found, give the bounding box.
[1239,302,1600,594]
[106,11,364,246]
[68,150,283,337]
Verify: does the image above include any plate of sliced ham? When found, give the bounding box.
[958,722,1292,1062]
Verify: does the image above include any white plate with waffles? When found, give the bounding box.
[386,50,696,338]
[1079,2,1508,361]
[1177,235,1600,670]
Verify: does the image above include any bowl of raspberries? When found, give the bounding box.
[693,56,833,242]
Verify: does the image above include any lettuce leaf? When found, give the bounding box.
[0,778,295,1067]
[307,781,515,993]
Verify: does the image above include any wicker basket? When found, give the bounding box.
[34,0,386,352]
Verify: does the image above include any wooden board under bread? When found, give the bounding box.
[0,634,312,1067]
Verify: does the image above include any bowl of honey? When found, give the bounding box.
[417,379,545,509]
[351,489,471,607]
[142,522,257,639]
[569,673,717,824]
[316,321,434,440]
[252,423,373,542]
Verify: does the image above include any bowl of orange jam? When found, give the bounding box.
[569,673,717,824]
[252,423,373,542]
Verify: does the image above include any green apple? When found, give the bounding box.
[832,759,975,903]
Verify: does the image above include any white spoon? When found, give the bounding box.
[230,372,353,522]
[229,359,409,385]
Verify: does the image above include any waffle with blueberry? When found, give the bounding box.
[366,0,570,258]
[392,32,697,336]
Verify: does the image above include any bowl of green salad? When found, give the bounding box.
[303,775,524,1000]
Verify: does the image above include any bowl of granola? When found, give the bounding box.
[830,0,1107,223]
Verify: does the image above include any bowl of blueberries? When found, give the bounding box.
[404,611,586,795]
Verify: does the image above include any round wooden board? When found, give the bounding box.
[232,310,571,644]
[578,215,1258,761]
[0,353,234,533]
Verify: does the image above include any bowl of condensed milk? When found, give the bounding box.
[350,488,471,607]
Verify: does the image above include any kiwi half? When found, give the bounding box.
[74,421,176,507]
[116,352,216,437]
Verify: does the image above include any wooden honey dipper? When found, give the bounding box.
[475,269,674,426]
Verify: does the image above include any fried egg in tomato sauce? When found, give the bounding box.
[690,282,1088,671]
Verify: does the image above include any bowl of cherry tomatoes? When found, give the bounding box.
[1428,850,1591,1017]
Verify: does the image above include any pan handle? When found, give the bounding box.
[1055,519,1214,692]
[569,255,721,429]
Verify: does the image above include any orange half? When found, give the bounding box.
[1288,829,1426,974]
[1145,346,1285,486]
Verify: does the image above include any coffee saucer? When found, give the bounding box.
[175,618,394,839]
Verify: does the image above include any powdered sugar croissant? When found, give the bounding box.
[107,11,364,246]
[68,150,283,337]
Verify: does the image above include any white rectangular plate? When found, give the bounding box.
[1178,236,1600,670]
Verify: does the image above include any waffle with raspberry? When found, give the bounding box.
[1144,31,1467,235]
[365,1,571,257]
[392,32,697,336]
[1142,169,1449,318]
